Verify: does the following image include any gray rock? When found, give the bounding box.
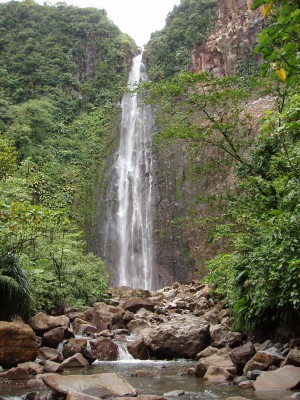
[60,353,89,368]
[43,373,138,397]
[253,365,300,390]
[142,314,210,359]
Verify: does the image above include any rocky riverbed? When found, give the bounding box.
[0,282,299,400]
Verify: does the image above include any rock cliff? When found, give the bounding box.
[191,0,264,75]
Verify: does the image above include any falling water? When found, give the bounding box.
[103,52,155,290]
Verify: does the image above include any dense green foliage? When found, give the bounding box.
[252,0,300,83]
[145,0,217,81]
[143,0,300,332]
[0,0,137,319]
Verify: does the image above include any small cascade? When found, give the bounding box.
[116,340,135,361]
[103,52,155,290]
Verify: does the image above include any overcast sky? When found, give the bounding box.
[33,0,181,46]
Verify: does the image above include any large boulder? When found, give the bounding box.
[29,313,69,334]
[43,373,138,397]
[63,338,87,359]
[127,319,151,335]
[127,337,149,360]
[0,322,38,368]
[253,365,300,390]
[90,337,119,361]
[142,315,210,359]
[121,298,155,313]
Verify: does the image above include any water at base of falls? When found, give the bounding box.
[103,52,155,291]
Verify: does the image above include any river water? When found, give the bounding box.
[0,359,295,400]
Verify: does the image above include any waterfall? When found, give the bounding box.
[103,52,155,290]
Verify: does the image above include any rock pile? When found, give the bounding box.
[0,281,299,399]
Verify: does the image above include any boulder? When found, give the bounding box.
[61,353,89,368]
[72,318,98,336]
[63,338,87,359]
[109,312,127,330]
[43,360,64,373]
[142,315,210,359]
[90,337,119,361]
[225,398,249,400]
[203,309,220,325]
[253,365,300,390]
[29,313,69,334]
[17,362,44,375]
[121,298,155,313]
[244,349,284,374]
[283,348,300,367]
[229,342,256,371]
[43,373,138,397]
[127,319,151,335]
[127,337,149,360]
[204,366,234,382]
[38,347,62,362]
[43,327,66,348]
[84,303,123,331]
[0,322,38,368]
[0,366,28,380]
[195,346,221,360]
[195,353,237,378]
[209,324,242,348]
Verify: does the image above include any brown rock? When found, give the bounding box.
[127,319,151,335]
[195,353,237,378]
[61,353,89,368]
[29,313,69,333]
[127,337,149,360]
[63,338,87,359]
[210,324,242,348]
[0,367,28,380]
[43,360,64,373]
[90,337,119,361]
[0,322,38,368]
[38,347,62,362]
[121,297,155,313]
[84,303,123,332]
[17,362,44,375]
[253,365,300,390]
[283,348,300,367]
[204,366,234,382]
[230,342,256,371]
[72,319,98,336]
[43,327,66,348]
[43,373,138,397]
[142,315,210,359]
[195,346,222,360]
[244,349,284,374]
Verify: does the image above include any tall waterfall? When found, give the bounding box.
[103,53,155,290]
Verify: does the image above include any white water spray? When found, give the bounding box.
[104,53,154,290]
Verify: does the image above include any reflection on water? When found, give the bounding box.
[0,360,296,400]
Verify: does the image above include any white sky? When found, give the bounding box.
[39,0,181,46]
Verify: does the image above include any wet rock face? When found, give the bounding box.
[191,0,264,76]
[0,322,38,368]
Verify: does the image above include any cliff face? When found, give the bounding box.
[191,0,263,75]
[152,0,268,287]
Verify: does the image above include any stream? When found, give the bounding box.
[0,358,295,400]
